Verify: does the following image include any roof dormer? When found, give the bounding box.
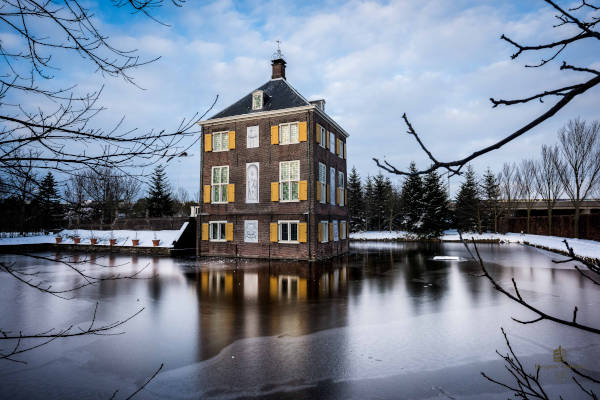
[252,90,264,110]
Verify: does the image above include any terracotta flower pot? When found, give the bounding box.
[152,239,160,247]
[90,238,98,245]
[132,239,140,246]
[73,237,81,244]
[55,237,62,244]
[109,239,117,246]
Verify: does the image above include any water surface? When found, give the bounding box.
[0,242,598,399]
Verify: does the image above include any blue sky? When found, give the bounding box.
[5,0,600,198]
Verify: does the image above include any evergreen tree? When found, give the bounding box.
[371,173,389,231]
[481,168,501,232]
[147,165,173,217]
[454,165,481,232]
[347,167,364,232]
[363,176,374,231]
[420,170,450,238]
[35,172,62,230]
[400,162,424,232]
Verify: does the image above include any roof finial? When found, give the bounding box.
[272,40,285,60]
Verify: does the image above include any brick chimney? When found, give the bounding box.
[271,58,286,80]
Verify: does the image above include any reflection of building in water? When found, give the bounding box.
[188,259,350,361]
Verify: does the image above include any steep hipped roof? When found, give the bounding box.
[210,78,310,119]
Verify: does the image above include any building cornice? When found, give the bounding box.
[197,105,350,138]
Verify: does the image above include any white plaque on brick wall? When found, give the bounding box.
[244,220,258,243]
[246,162,259,203]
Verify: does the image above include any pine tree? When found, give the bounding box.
[363,176,374,231]
[420,169,450,238]
[147,165,173,217]
[347,167,364,232]
[481,168,501,232]
[35,172,62,230]
[400,162,424,232]
[454,165,481,232]
[371,173,389,231]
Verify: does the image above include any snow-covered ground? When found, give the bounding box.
[0,223,188,248]
[350,230,600,260]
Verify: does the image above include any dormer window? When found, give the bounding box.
[252,90,263,110]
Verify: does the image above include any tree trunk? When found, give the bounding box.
[526,208,531,234]
[547,207,552,236]
[574,206,580,239]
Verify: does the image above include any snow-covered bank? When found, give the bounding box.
[350,231,600,260]
[0,224,188,248]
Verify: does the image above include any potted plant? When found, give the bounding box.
[73,229,81,244]
[109,230,117,246]
[90,229,97,245]
[55,234,62,244]
[152,232,160,247]
[132,231,140,247]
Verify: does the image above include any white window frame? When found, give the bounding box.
[252,90,263,110]
[246,125,259,148]
[245,162,259,203]
[211,166,229,204]
[320,221,329,243]
[278,220,299,244]
[333,220,339,242]
[329,132,335,153]
[318,162,327,204]
[338,171,345,206]
[330,167,336,205]
[279,160,300,202]
[319,126,327,148]
[209,221,227,242]
[279,122,299,145]
[340,221,347,240]
[212,131,229,152]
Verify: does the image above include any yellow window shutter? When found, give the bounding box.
[326,184,330,203]
[315,123,321,143]
[298,223,307,243]
[316,182,321,201]
[299,180,307,200]
[204,134,212,152]
[326,131,330,149]
[344,189,348,205]
[270,222,278,242]
[203,185,211,203]
[228,131,236,150]
[227,183,235,203]
[271,125,279,145]
[336,187,340,205]
[201,223,209,241]
[271,182,279,201]
[336,139,340,155]
[343,142,347,159]
[298,121,307,142]
[329,222,333,241]
[225,223,233,241]
[318,223,322,242]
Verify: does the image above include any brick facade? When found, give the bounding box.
[198,105,349,260]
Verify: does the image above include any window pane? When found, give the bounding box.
[281,182,289,201]
[280,162,289,180]
[221,167,228,183]
[280,125,289,144]
[219,223,226,240]
[211,224,218,239]
[222,133,228,150]
[291,182,298,200]
[290,124,298,143]
[213,169,220,184]
[281,223,288,241]
[221,185,227,202]
[291,161,299,180]
[290,223,298,241]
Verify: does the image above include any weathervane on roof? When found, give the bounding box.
[272,40,285,61]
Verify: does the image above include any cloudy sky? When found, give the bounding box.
[18,0,600,197]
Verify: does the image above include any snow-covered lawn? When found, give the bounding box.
[0,223,188,248]
[350,230,600,260]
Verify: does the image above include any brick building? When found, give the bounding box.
[197,56,349,260]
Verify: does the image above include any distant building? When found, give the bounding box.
[197,55,349,260]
